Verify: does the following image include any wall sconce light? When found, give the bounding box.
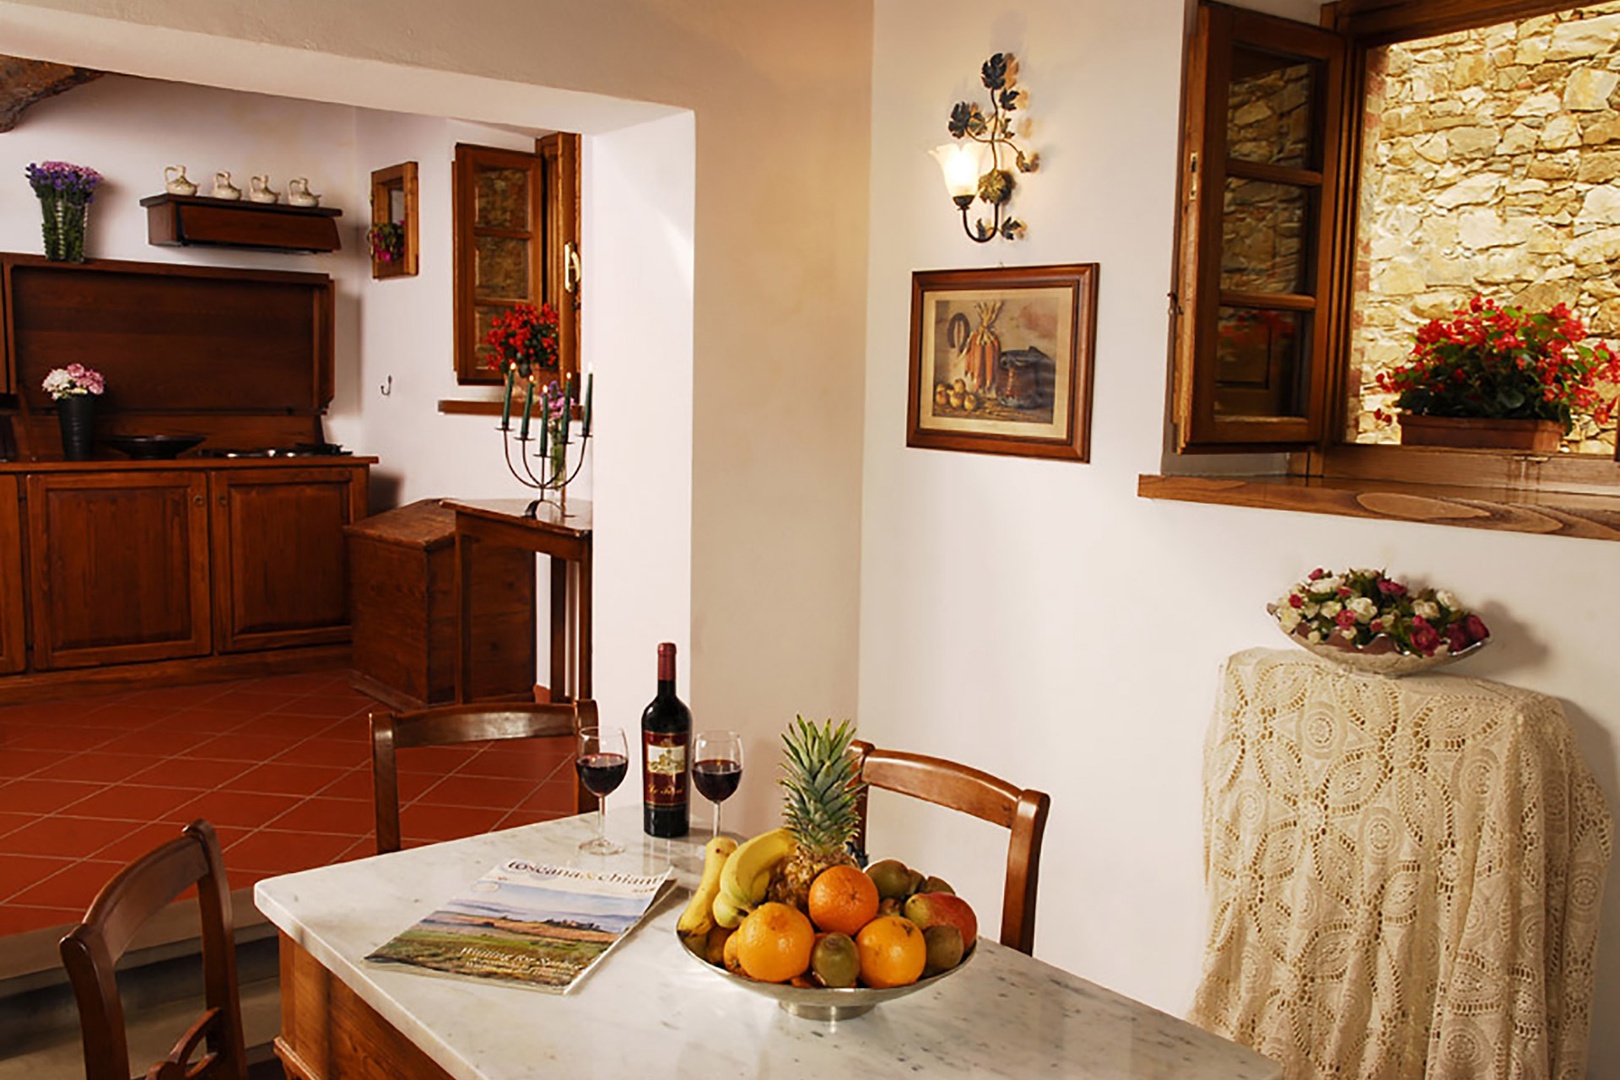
[933,53,1038,243]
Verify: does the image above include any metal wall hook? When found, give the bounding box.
[379,375,392,397]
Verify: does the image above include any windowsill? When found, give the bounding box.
[1140,442,1620,541]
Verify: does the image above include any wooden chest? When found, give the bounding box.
[346,500,534,709]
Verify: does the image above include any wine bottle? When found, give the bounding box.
[642,641,691,837]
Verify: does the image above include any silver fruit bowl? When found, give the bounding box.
[677,928,975,1022]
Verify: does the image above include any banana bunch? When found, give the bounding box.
[714,827,795,929]
[675,827,798,936]
[677,835,738,936]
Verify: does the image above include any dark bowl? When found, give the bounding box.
[103,434,206,460]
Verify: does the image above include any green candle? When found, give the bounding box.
[538,385,550,462]
[519,376,535,440]
[583,368,593,438]
[500,364,515,430]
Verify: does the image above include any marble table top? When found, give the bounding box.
[256,808,1280,1080]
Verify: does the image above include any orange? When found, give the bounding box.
[855,914,927,988]
[734,902,815,983]
[808,865,880,936]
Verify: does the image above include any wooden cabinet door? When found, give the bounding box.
[211,466,366,653]
[26,471,211,670]
[0,476,26,674]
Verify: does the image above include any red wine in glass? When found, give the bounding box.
[692,731,744,839]
[692,759,742,801]
[577,753,629,797]
[576,725,628,854]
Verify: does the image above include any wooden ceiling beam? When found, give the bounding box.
[0,55,103,134]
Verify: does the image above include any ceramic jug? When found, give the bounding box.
[248,175,279,204]
[212,171,242,200]
[164,165,197,197]
[286,177,320,207]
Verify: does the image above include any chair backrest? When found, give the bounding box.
[371,699,598,854]
[850,739,1050,955]
[59,819,246,1080]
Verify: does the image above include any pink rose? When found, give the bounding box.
[1289,594,1304,609]
[1464,614,1490,643]
[1411,618,1441,656]
[1336,609,1357,628]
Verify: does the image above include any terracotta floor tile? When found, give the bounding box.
[0,748,64,779]
[120,685,234,708]
[186,732,303,763]
[91,820,198,863]
[265,796,373,836]
[334,835,378,863]
[71,704,176,730]
[9,859,126,908]
[251,715,351,741]
[0,815,142,857]
[231,762,348,796]
[95,729,210,757]
[316,716,372,743]
[270,696,373,720]
[159,709,259,734]
[32,751,158,784]
[271,738,370,769]
[399,746,481,771]
[174,791,301,829]
[459,744,573,781]
[0,904,82,936]
[396,770,446,802]
[207,690,304,713]
[400,804,509,845]
[3,726,119,752]
[224,830,357,875]
[60,784,208,822]
[125,756,251,790]
[0,778,104,814]
[496,808,568,830]
[519,778,587,814]
[0,852,72,902]
[415,774,539,810]
[316,769,374,801]
[0,810,34,837]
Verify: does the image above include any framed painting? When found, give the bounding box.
[906,264,1098,461]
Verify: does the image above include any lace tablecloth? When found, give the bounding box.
[1191,648,1612,1080]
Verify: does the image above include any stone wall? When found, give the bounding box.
[1353,1,1620,452]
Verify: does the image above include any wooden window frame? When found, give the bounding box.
[451,137,580,387]
[1168,0,1620,505]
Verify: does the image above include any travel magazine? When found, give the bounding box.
[366,860,674,993]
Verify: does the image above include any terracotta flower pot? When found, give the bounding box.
[1398,414,1562,453]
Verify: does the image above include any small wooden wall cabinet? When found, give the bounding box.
[346,500,535,709]
[139,193,343,254]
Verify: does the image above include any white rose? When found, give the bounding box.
[1309,577,1340,596]
[1348,597,1378,621]
[1436,590,1460,610]
[1307,630,1323,643]
[1340,626,1359,641]
[1413,600,1439,620]
[1303,602,1319,618]
[1277,607,1302,632]
[1321,601,1342,618]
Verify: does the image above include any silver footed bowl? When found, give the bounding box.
[677,927,975,1022]
[1281,625,1487,677]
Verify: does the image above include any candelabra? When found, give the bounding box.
[495,367,593,519]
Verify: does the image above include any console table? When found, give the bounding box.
[442,498,591,704]
[1193,648,1612,1080]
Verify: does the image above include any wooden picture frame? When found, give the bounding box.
[370,162,419,279]
[907,264,1099,461]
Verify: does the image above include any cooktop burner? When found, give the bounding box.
[197,443,352,459]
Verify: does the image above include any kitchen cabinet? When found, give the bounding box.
[0,477,25,675]
[210,467,365,653]
[26,470,212,670]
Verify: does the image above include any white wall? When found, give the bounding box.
[862,0,1620,1072]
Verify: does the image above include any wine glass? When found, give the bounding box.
[575,725,628,855]
[692,730,744,839]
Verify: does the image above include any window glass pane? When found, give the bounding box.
[476,236,530,300]
[1222,179,1308,294]
[475,166,530,230]
[1227,47,1317,169]
[1348,14,1620,454]
[1214,307,1309,418]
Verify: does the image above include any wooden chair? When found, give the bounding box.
[371,699,598,854]
[850,740,1050,956]
[59,819,247,1080]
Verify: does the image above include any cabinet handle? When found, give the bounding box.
[193,495,204,506]
[218,495,228,506]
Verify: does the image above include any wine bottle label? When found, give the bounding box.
[643,735,688,807]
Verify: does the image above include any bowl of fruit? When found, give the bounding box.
[675,719,978,1022]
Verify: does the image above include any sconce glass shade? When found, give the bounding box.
[931,142,984,200]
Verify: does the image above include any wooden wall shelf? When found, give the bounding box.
[139,193,342,254]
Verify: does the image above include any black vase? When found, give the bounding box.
[56,394,96,460]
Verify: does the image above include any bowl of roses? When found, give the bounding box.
[1269,568,1489,677]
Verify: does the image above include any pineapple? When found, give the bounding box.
[769,716,864,909]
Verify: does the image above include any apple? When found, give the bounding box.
[903,891,977,950]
